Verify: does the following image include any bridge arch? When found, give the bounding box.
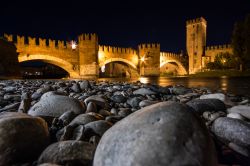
[160,60,187,75]
[99,58,138,70]
[18,54,79,77]
[99,58,139,77]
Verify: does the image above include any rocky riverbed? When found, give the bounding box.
[0,79,249,166]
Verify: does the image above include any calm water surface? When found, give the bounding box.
[98,77,250,96]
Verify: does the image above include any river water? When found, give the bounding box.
[98,76,250,96]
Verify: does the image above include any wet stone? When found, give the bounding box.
[94,102,217,166]
[212,117,250,147]
[38,141,95,165]
[186,99,226,115]
[110,95,127,103]
[118,108,132,117]
[86,102,98,113]
[0,112,49,165]
[127,97,142,108]
[133,88,156,95]
[28,91,85,118]
[84,120,113,137]
[227,105,250,120]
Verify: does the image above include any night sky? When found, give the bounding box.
[0,0,249,52]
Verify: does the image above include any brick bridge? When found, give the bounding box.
[4,33,187,78]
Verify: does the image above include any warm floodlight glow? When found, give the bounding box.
[140,57,145,62]
[71,41,77,49]
[101,65,105,72]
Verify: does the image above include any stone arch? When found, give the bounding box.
[160,60,187,75]
[99,58,138,70]
[99,58,139,77]
[18,54,79,77]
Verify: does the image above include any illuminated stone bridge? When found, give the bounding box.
[4,33,187,78]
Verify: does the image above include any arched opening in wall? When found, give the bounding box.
[20,60,69,79]
[99,61,139,78]
[160,62,180,76]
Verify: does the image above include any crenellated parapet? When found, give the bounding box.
[205,44,231,51]
[28,37,36,45]
[4,34,13,42]
[186,17,207,25]
[17,35,25,45]
[78,33,98,43]
[138,43,160,50]
[58,40,65,49]
[204,44,233,62]
[160,52,183,61]
[38,38,46,47]
[49,39,56,48]
[3,34,74,49]
[98,45,136,54]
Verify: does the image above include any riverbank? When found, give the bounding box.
[0,79,249,165]
[189,70,250,77]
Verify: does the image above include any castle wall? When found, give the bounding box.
[14,35,79,66]
[138,43,160,76]
[205,44,232,61]
[98,45,138,68]
[3,32,187,77]
[4,34,79,77]
[203,44,232,68]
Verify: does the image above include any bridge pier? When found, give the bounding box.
[138,44,160,76]
[78,34,99,78]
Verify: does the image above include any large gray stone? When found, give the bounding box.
[3,86,16,93]
[38,141,95,165]
[200,93,234,106]
[133,88,156,95]
[36,85,52,94]
[84,120,113,136]
[84,95,108,108]
[171,86,192,95]
[69,114,100,126]
[94,101,217,166]
[126,97,142,108]
[0,112,49,165]
[79,80,91,90]
[28,91,85,118]
[86,102,98,113]
[111,95,127,103]
[186,99,226,115]
[71,83,81,93]
[227,105,250,120]
[212,117,250,147]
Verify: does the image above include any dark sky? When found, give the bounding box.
[0,0,249,52]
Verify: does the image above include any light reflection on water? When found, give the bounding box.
[99,76,250,96]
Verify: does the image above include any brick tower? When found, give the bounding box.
[186,17,207,74]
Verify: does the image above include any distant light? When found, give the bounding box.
[223,59,226,63]
[101,65,105,72]
[140,57,145,62]
[71,41,77,49]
